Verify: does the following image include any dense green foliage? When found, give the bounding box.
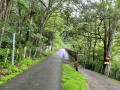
[62,65,88,90]
[0,0,67,84]
[61,0,120,80]
[0,58,42,85]
[0,0,68,67]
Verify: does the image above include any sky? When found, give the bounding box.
[71,0,100,17]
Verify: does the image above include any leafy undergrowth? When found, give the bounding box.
[62,65,88,90]
[0,51,57,86]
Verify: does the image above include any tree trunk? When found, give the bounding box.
[34,47,37,58]
[114,69,117,79]
[40,14,44,33]
[87,24,92,64]
[24,31,29,58]
[4,49,9,64]
[16,4,21,61]
[48,46,50,55]
[93,19,97,61]
[75,53,78,71]
[24,2,34,58]
[29,47,32,58]
[105,23,117,76]
[103,19,108,75]
[0,0,6,20]
[103,18,117,76]
[102,0,120,76]
[0,0,10,47]
[51,40,54,51]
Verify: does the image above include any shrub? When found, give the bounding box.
[18,58,32,66]
[12,66,19,72]
[6,64,12,70]
[6,75,12,80]
[2,69,8,75]
[7,70,12,74]
[24,58,32,66]
[21,65,28,71]
[1,77,8,82]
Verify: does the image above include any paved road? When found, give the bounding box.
[0,50,71,90]
[79,68,120,90]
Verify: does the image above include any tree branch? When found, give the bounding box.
[67,32,103,40]
[39,0,47,8]
[97,19,104,41]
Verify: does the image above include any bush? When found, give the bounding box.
[12,66,19,72]
[6,64,12,70]
[24,58,33,66]
[33,59,40,64]
[18,58,32,66]
[0,49,6,62]
[21,65,28,70]
[1,77,8,82]
[2,69,8,75]
[79,65,84,68]
[7,70,12,74]
[6,75,12,80]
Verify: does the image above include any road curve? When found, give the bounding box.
[79,67,120,90]
[0,50,71,90]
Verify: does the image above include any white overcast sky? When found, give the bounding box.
[71,0,101,17]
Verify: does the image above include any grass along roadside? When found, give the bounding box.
[0,51,57,85]
[62,64,88,90]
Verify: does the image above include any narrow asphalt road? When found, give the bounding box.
[79,67,120,90]
[0,49,71,90]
